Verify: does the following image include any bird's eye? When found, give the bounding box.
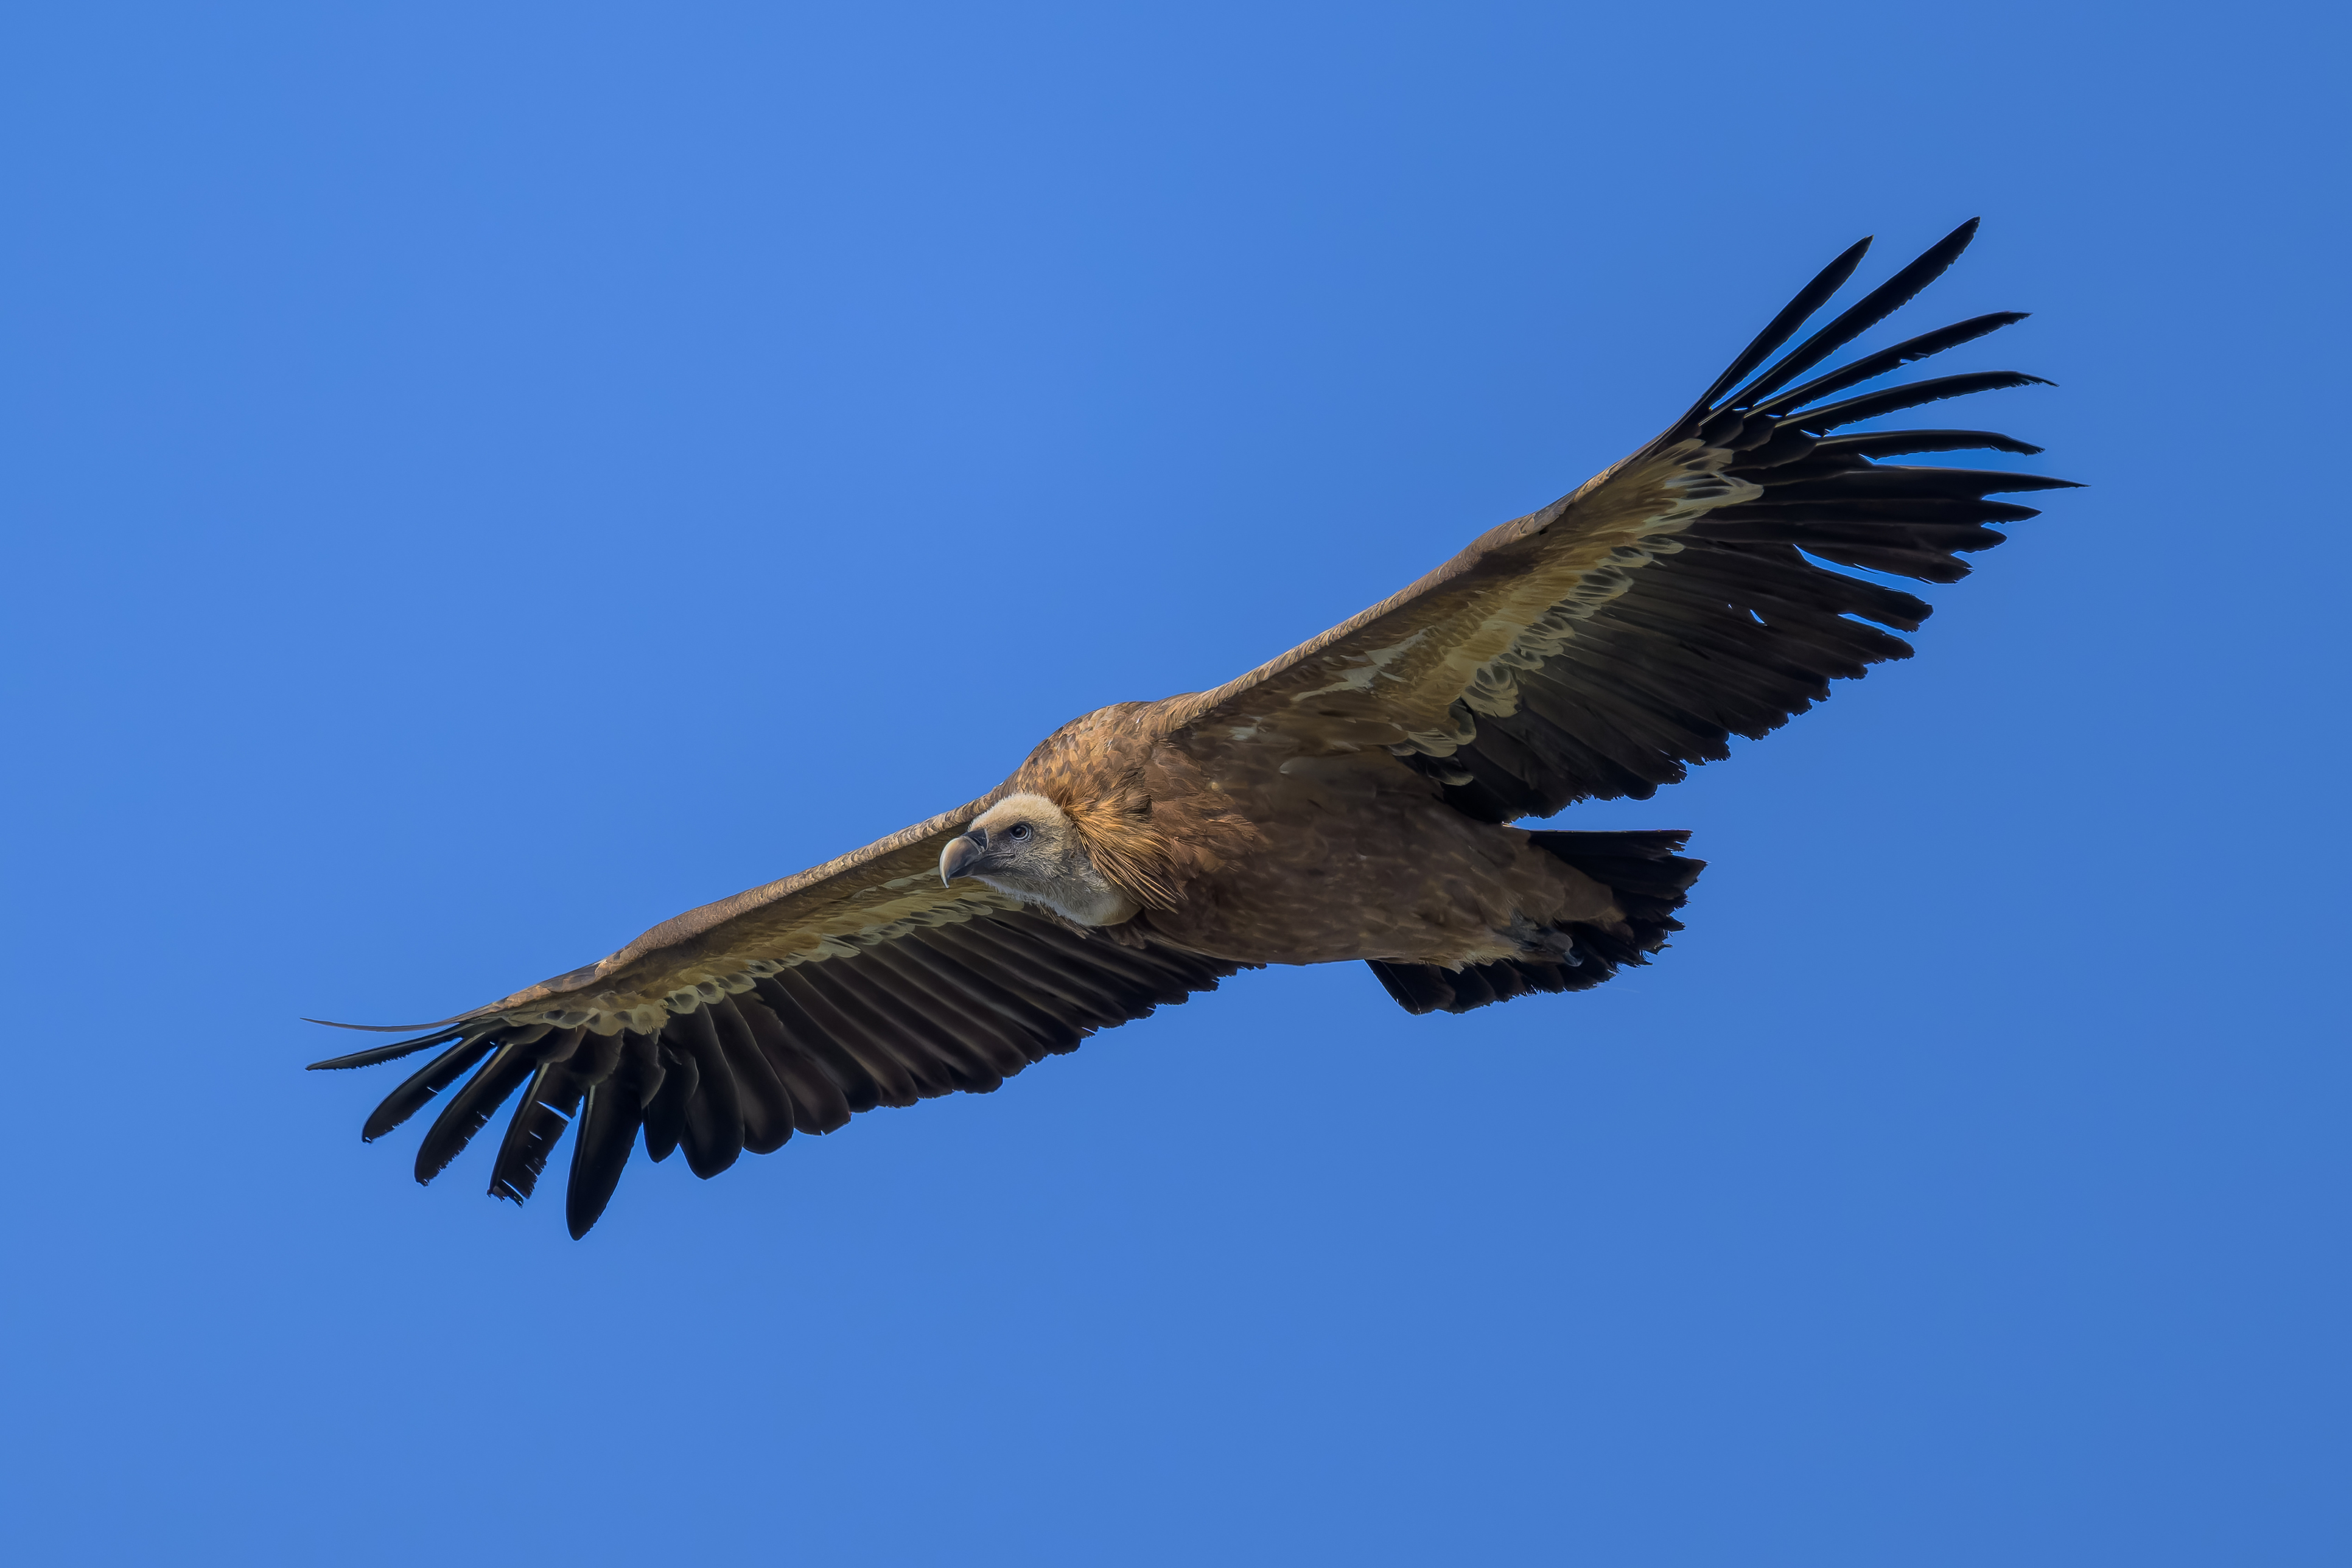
[1009,822,1031,841]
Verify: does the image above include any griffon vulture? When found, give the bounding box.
[311,219,2073,1236]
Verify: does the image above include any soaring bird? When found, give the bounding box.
[310,220,2073,1236]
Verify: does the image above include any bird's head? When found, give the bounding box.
[939,793,1139,927]
[940,793,1078,890]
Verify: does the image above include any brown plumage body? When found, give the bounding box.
[1000,707,1622,969]
[307,220,2076,1236]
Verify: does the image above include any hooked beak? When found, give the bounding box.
[939,830,988,887]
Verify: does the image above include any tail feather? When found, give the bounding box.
[1366,830,1705,1016]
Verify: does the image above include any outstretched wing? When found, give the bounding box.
[1166,219,2076,822]
[308,798,1248,1236]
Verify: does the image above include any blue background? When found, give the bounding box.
[4,3,2345,1563]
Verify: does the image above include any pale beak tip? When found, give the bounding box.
[940,831,984,887]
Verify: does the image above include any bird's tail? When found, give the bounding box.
[1365,829,1704,1015]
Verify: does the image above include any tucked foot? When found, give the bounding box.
[1505,916,1586,967]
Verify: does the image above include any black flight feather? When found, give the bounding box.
[793,960,969,1093]
[769,965,922,1106]
[1687,236,1873,415]
[489,1057,585,1203]
[751,974,886,1114]
[307,1027,466,1073]
[1794,371,2052,432]
[667,1007,745,1178]
[1813,429,2043,458]
[732,987,857,1132]
[361,1032,497,1143]
[414,1039,536,1185]
[707,998,796,1155]
[1749,311,2028,418]
[1731,219,1981,409]
[565,1076,645,1239]
[640,1040,698,1163]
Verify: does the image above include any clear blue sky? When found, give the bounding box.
[3,3,2345,1564]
